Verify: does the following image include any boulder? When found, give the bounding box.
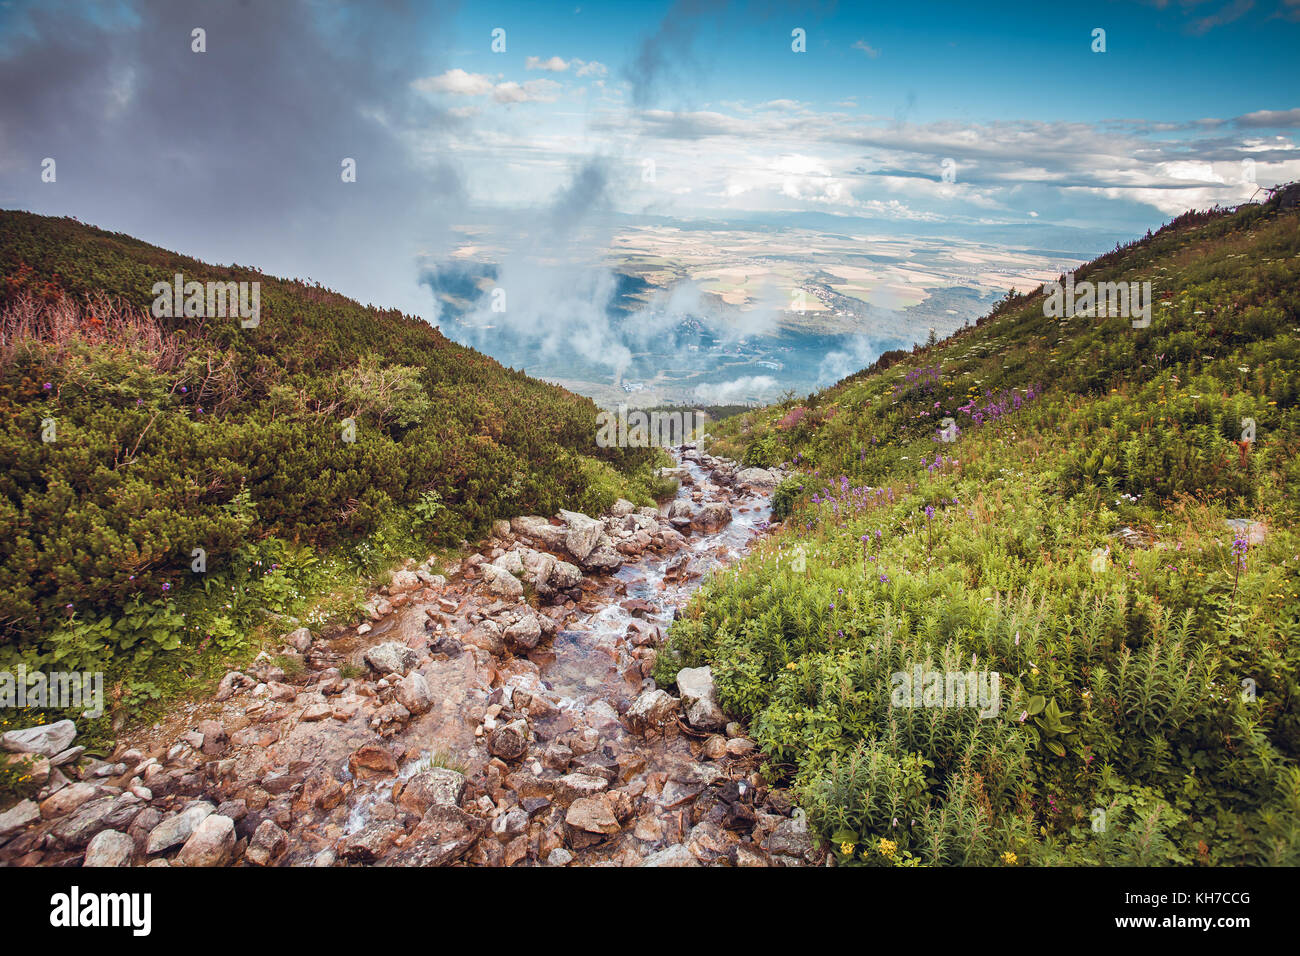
[1,719,76,757]
[84,829,135,867]
[244,819,289,866]
[395,767,466,815]
[565,794,620,835]
[691,503,732,532]
[396,672,434,716]
[382,806,483,867]
[0,798,40,840]
[735,467,780,490]
[559,510,604,562]
[640,844,701,867]
[284,627,313,652]
[488,719,529,761]
[146,802,216,855]
[482,562,524,600]
[626,689,679,732]
[363,642,419,675]
[176,814,236,867]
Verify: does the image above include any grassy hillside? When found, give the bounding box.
[657,187,1300,866]
[0,211,668,714]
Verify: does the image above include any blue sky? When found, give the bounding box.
[441,0,1300,124]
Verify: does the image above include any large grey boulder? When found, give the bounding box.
[176,813,236,867]
[1,720,76,757]
[395,767,466,815]
[0,799,40,840]
[364,641,419,675]
[677,666,726,731]
[146,802,215,855]
[735,467,780,490]
[84,829,135,867]
[559,510,604,562]
[627,689,679,732]
[481,562,524,600]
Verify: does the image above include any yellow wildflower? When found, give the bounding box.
[1002,851,1018,865]
[878,838,898,858]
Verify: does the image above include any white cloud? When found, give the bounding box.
[526,56,570,72]
[852,39,880,57]
[413,68,494,96]
[575,59,608,77]
[413,70,560,104]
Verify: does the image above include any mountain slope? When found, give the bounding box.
[657,187,1300,866]
[0,211,666,676]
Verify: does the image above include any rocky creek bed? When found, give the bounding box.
[0,446,825,868]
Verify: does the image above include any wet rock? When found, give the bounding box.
[396,672,434,716]
[553,559,584,588]
[383,806,483,867]
[84,829,135,867]
[176,813,235,867]
[348,744,398,779]
[146,802,216,855]
[364,642,419,675]
[370,701,412,736]
[690,502,732,532]
[1,719,76,757]
[627,689,679,732]
[339,820,405,863]
[583,539,624,572]
[394,767,465,815]
[677,666,726,732]
[465,620,505,654]
[503,608,544,650]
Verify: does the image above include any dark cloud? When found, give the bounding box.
[0,0,465,315]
